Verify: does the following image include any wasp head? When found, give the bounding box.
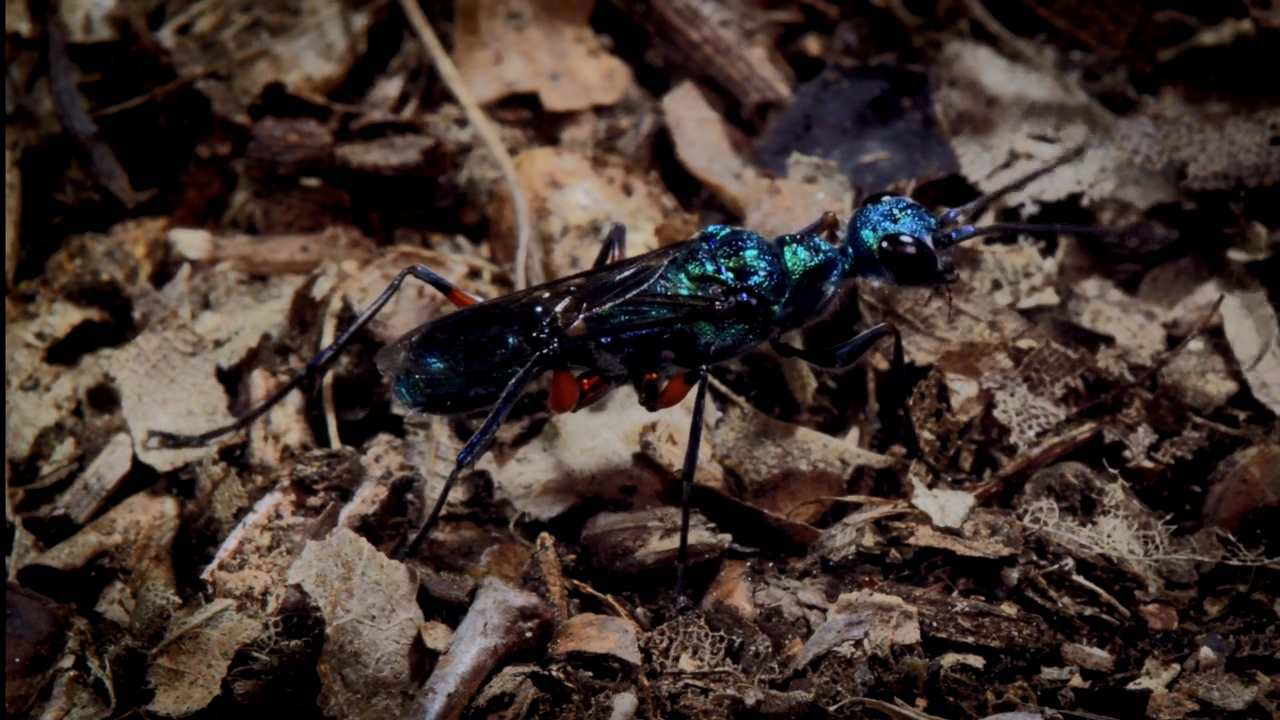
[845,193,958,286]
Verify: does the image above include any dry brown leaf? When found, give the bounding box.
[829,590,922,654]
[742,155,854,239]
[52,431,133,525]
[907,465,975,529]
[639,416,727,494]
[713,404,894,524]
[5,300,108,463]
[1112,93,1280,191]
[785,612,869,676]
[1175,669,1260,712]
[548,613,642,669]
[146,600,263,717]
[867,282,1030,366]
[155,0,374,124]
[885,583,1058,650]
[701,560,759,621]
[931,40,1176,212]
[454,0,632,112]
[1158,343,1239,414]
[104,320,236,473]
[900,509,1025,559]
[662,81,852,235]
[32,492,180,636]
[1061,642,1115,672]
[662,80,756,216]
[343,246,488,346]
[811,501,913,563]
[1068,276,1167,369]
[511,147,675,280]
[580,507,732,575]
[192,273,307,371]
[956,238,1062,310]
[1220,287,1280,415]
[288,528,424,720]
[478,388,695,523]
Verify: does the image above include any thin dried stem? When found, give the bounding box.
[398,0,534,289]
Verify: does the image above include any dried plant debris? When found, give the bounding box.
[662,81,854,236]
[145,599,264,717]
[613,0,793,108]
[579,506,731,576]
[7,2,1279,718]
[1111,92,1280,191]
[28,492,182,636]
[155,0,375,124]
[479,389,694,523]
[713,403,895,524]
[755,64,959,193]
[931,39,1177,212]
[288,528,424,720]
[409,578,552,720]
[454,0,633,112]
[508,146,676,280]
[1220,285,1280,415]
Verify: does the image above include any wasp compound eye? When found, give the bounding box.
[876,234,948,286]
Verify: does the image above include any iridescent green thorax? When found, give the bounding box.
[647,225,789,305]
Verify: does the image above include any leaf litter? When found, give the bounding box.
[6,1,1278,719]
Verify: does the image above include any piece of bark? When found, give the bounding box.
[404,577,552,720]
[613,0,792,108]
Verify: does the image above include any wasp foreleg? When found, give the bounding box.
[772,322,919,453]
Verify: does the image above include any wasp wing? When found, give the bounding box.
[374,242,732,411]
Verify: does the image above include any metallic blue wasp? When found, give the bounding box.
[151,150,1095,596]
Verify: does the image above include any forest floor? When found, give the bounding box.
[5,1,1279,719]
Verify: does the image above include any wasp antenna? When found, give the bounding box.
[937,220,1180,249]
[937,144,1089,228]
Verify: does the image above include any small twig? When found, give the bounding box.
[46,0,152,207]
[534,533,570,623]
[1076,294,1226,418]
[565,579,632,621]
[956,0,1052,73]
[706,375,750,410]
[91,73,204,118]
[320,288,344,449]
[398,0,533,290]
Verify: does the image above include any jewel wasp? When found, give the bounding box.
[151,148,1107,596]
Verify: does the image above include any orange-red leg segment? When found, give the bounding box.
[446,287,483,308]
[549,369,580,414]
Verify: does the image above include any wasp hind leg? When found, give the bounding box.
[147,264,485,448]
[672,370,711,600]
[634,369,710,600]
[399,352,550,560]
